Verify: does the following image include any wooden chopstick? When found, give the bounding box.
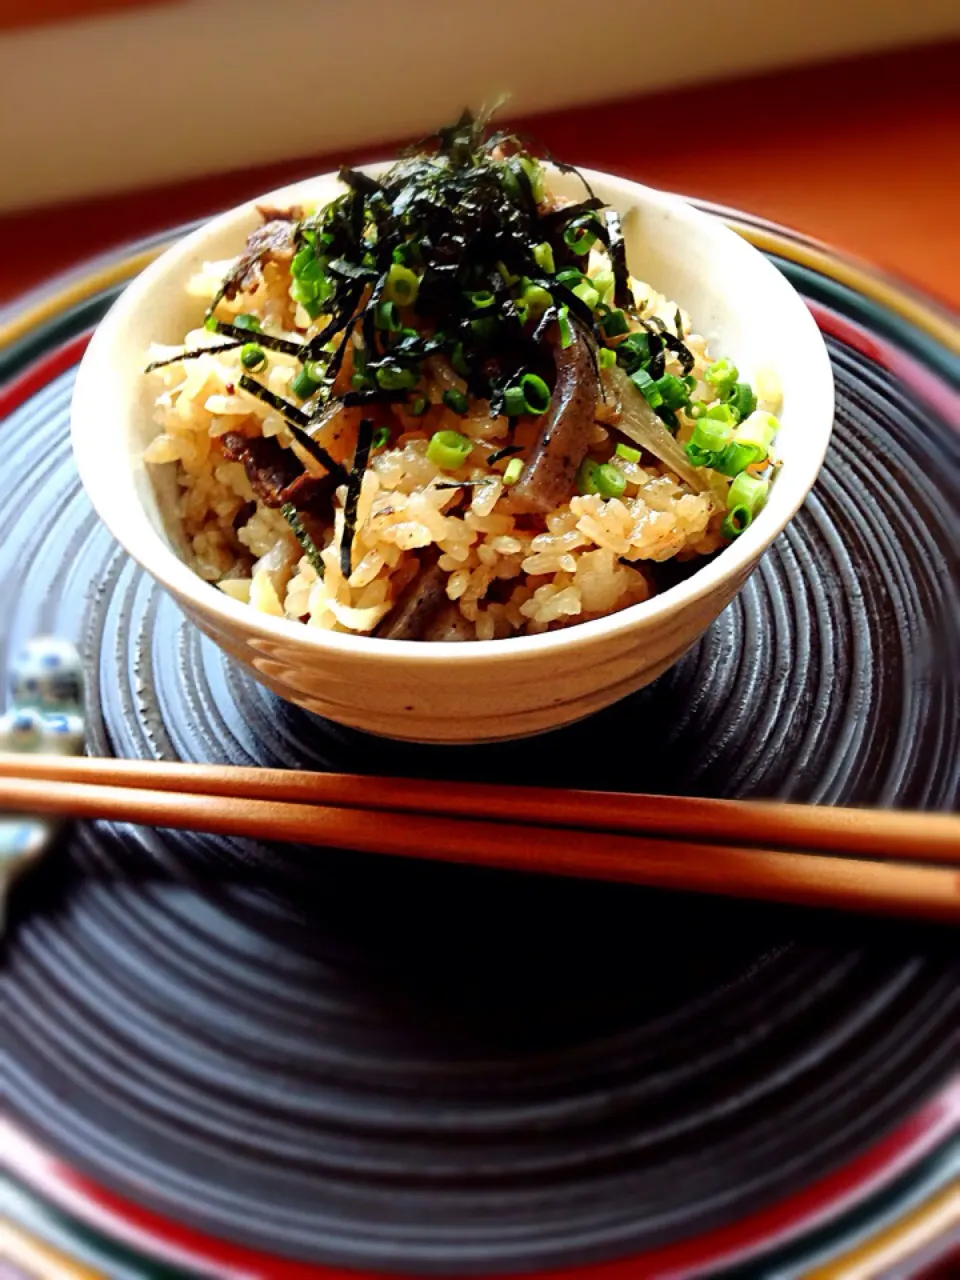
[0,764,958,924]
[0,753,957,863]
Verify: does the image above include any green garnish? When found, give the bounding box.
[615,442,641,463]
[441,388,469,415]
[705,358,737,395]
[727,382,758,420]
[630,367,663,409]
[290,367,322,400]
[384,263,420,306]
[594,462,626,499]
[376,363,418,391]
[240,343,266,371]
[502,457,524,486]
[233,313,261,332]
[428,428,473,469]
[598,347,617,370]
[408,395,429,416]
[371,425,392,449]
[599,308,628,338]
[722,471,769,538]
[532,242,555,273]
[374,301,402,331]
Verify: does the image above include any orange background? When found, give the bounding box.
[2,41,958,310]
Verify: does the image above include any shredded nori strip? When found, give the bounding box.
[281,503,325,576]
[340,418,374,578]
[144,342,242,373]
[605,210,632,310]
[486,444,523,465]
[212,321,304,355]
[238,375,350,485]
[238,374,311,426]
[660,330,696,375]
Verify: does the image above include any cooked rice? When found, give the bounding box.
[145,257,775,640]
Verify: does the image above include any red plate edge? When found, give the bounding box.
[3,1084,958,1280]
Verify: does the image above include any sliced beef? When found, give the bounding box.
[375,557,448,640]
[221,432,333,515]
[220,206,302,301]
[509,325,597,515]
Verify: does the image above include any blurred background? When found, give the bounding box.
[1,0,959,305]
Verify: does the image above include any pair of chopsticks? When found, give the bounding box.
[0,752,957,922]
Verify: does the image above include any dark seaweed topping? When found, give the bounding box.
[281,502,325,576]
[661,329,696,376]
[605,210,631,310]
[486,444,523,465]
[238,375,350,485]
[340,418,374,578]
[144,342,242,373]
[211,321,304,355]
[185,111,663,500]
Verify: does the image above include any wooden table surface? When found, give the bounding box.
[1,40,958,312]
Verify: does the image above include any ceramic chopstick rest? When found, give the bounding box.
[0,637,85,931]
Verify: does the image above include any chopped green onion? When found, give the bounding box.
[532,242,555,274]
[203,313,219,332]
[290,367,321,400]
[654,373,689,409]
[728,382,758,420]
[615,442,642,463]
[374,301,401,331]
[689,402,706,419]
[734,410,778,454]
[571,281,600,311]
[376,363,418,391]
[519,155,545,202]
[371,425,391,449]
[303,359,327,383]
[451,342,469,377]
[711,442,758,476]
[240,343,266,372]
[705,358,738,395]
[688,415,734,457]
[557,304,573,348]
[522,284,553,319]
[497,261,519,286]
[502,386,527,417]
[598,347,617,370]
[392,241,418,266]
[576,458,602,495]
[384,263,420,306]
[564,215,599,255]
[722,506,752,539]
[616,331,651,372]
[728,470,769,516]
[441,388,469,415]
[595,463,627,499]
[600,308,629,338]
[502,456,524,486]
[592,269,615,303]
[291,247,314,276]
[683,374,698,391]
[233,314,261,332]
[630,367,663,409]
[519,372,551,415]
[428,427,472,468]
[408,395,428,416]
[467,289,496,310]
[470,316,499,342]
[555,268,585,288]
[705,403,740,427]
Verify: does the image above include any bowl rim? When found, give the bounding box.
[72,163,835,664]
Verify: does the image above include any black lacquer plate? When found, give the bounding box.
[1,217,958,1279]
